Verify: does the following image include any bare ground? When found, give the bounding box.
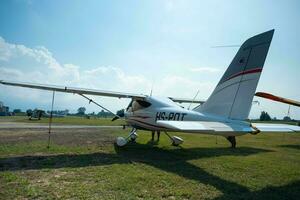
[0,128,119,147]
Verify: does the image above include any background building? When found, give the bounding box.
[0,101,9,116]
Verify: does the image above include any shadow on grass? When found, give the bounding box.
[1,143,297,199]
[0,144,269,171]
[215,180,300,200]
[0,152,129,171]
[279,144,300,150]
[116,143,298,199]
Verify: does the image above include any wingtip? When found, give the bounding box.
[0,80,8,84]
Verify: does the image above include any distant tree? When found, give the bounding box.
[259,111,265,121]
[283,116,291,121]
[13,109,22,113]
[64,109,69,115]
[37,110,43,120]
[97,110,105,117]
[77,107,86,115]
[46,109,69,115]
[265,112,271,121]
[260,111,271,121]
[96,110,114,118]
[26,109,33,117]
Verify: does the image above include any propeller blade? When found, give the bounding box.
[112,116,119,121]
[111,109,125,121]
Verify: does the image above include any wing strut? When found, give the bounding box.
[78,94,121,119]
[47,90,55,149]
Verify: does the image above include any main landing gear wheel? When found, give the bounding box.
[164,132,184,146]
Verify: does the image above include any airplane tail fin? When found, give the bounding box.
[194,30,274,120]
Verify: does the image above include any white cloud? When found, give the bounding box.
[153,75,213,99]
[0,67,24,78]
[0,37,12,61]
[1,37,214,113]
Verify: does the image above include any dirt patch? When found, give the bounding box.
[0,128,120,147]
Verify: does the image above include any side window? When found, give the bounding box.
[128,99,151,112]
[136,100,151,107]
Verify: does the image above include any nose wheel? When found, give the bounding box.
[116,128,138,147]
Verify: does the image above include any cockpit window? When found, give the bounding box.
[136,100,151,107]
[126,99,151,112]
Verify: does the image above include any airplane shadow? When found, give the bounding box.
[0,144,268,172]
[278,144,300,150]
[214,180,300,200]
[0,143,298,199]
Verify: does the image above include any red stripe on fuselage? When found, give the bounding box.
[127,119,167,129]
[129,116,151,119]
[225,68,262,82]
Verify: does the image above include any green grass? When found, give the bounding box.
[1,116,298,126]
[0,116,124,126]
[0,127,299,199]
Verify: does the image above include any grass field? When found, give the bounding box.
[1,116,298,126]
[0,119,299,199]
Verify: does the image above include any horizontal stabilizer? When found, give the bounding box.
[253,123,300,132]
[168,97,205,104]
[156,120,253,134]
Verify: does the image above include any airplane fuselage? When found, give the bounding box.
[124,96,250,136]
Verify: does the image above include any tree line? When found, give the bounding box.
[12,107,115,118]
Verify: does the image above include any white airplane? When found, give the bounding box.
[1,29,299,148]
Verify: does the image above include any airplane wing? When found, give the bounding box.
[0,80,146,99]
[252,123,300,132]
[156,121,253,133]
[0,80,206,103]
[255,92,300,107]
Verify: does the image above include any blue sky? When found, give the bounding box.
[0,0,299,119]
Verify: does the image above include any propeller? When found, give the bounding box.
[112,109,125,121]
